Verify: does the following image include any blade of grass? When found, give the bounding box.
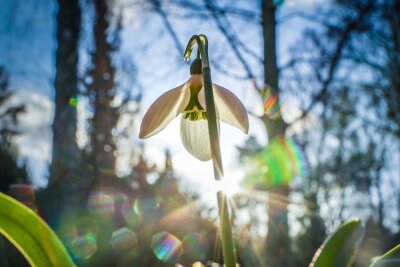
[0,192,75,267]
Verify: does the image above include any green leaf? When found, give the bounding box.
[370,244,400,267]
[309,219,365,267]
[0,192,75,267]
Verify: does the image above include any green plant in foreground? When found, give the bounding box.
[1,193,398,267]
[309,219,365,267]
[370,244,400,267]
[309,219,400,267]
[0,192,75,267]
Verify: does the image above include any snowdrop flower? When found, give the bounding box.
[139,60,248,161]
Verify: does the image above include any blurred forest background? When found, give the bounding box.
[0,0,399,266]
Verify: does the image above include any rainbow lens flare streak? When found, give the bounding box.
[267,137,305,185]
[69,97,78,108]
[151,232,183,263]
[247,136,306,188]
[261,85,281,119]
[281,137,305,178]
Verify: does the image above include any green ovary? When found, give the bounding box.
[183,86,207,121]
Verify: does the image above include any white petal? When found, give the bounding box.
[139,83,190,139]
[180,117,212,161]
[199,84,249,134]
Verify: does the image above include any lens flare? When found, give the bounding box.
[56,212,103,262]
[69,232,97,260]
[87,191,115,218]
[183,233,207,260]
[245,136,305,188]
[111,227,137,253]
[161,197,186,212]
[121,198,141,228]
[192,262,206,267]
[262,85,280,119]
[134,197,155,215]
[133,197,160,222]
[151,231,183,263]
[69,97,79,108]
[262,137,304,186]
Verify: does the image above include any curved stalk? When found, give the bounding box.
[185,34,237,267]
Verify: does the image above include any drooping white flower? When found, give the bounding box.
[139,74,248,161]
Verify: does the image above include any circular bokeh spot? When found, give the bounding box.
[134,197,157,215]
[183,233,207,260]
[69,232,97,260]
[56,212,101,261]
[133,196,160,222]
[192,262,206,267]
[87,191,115,218]
[121,198,142,228]
[111,227,138,253]
[151,231,183,263]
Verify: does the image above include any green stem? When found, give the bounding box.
[186,34,237,267]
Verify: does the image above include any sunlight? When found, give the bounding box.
[212,179,241,198]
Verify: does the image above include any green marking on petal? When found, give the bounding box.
[183,110,207,121]
[183,80,207,121]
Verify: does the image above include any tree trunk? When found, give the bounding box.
[89,0,118,183]
[44,0,83,226]
[261,1,291,266]
[50,0,81,185]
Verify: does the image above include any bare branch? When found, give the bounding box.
[169,0,260,22]
[150,0,185,55]
[292,2,374,122]
[204,0,258,80]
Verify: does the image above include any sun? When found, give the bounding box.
[211,177,242,198]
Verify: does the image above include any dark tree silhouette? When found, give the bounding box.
[0,66,28,193]
[88,0,119,183]
[50,0,82,185]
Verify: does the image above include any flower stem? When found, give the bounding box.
[186,34,237,267]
